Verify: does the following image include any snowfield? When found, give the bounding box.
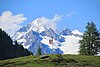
[41,35,82,54]
[13,18,83,55]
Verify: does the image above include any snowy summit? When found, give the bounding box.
[13,18,83,55]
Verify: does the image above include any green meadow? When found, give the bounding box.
[0,54,100,67]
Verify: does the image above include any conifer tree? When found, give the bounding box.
[79,22,100,55]
[37,45,41,55]
[0,28,32,60]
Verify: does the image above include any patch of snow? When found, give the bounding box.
[31,18,46,33]
[41,36,60,49]
[41,36,52,49]
[16,32,25,40]
[17,39,26,42]
[22,43,30,49]
[72,30,83,35]
[60,35,82,54]
[41,35,82,54]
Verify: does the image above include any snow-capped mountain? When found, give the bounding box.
[60,28,72,35]
[13,18,83,55]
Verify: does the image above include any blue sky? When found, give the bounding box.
[0,0,100,35]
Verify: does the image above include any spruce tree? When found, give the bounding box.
[79,22,100,55]
[37,45,41,55]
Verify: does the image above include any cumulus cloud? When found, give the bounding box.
[66,12,75,20]
[0,11,27,36]
[39,14,63,32]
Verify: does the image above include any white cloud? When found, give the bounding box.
[66,11,75,20]
[39,14,63,32]
[0,11,27,36]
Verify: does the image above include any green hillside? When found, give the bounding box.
[0,54,100,67]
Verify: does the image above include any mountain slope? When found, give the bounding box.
[1,55,100,67]
[60,28,71,35]
[0,28,31,60]
[13,18,82,55]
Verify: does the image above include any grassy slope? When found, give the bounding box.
[0,54,100,67]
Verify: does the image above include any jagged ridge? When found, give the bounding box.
[13,18,83,55]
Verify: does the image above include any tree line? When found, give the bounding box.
[79,22,100,55]
[0,21,100,60]
[0,28,32,60]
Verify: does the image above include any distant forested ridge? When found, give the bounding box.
[0,28,32,60]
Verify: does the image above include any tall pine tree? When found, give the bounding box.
[79,22,100,55]
[37,45,41,55]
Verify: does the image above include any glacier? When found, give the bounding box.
[12,18,83,55]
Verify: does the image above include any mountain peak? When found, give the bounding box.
[31,18,40,24]
[28,18,46,33]
[72,30,83,35]
[13,18,82,55]
[60,28,71,35]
